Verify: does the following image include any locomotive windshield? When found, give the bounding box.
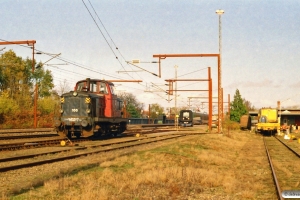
[76,81,108,94]
[182,111,190,120]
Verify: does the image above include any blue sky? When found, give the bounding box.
[1,0,300,112]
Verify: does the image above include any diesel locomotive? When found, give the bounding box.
[55,78,127,138]
[178,110,210,127]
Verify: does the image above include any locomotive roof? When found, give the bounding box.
[76,79,114,85]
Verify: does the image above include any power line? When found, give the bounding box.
[0,38,153,96]
[0,38,128,80]
[86,0,125,61]
[84,0,146,82]
[81,0,136,80]
[178,66,208,78]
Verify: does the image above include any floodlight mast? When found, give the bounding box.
[216,9,225,133]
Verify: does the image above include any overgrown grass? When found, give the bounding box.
[4,132,277,199]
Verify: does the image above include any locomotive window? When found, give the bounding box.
[99,82,107,94]
[183,112,190,118]
[90,82,97,92]
[76,82,85,91]
[110,85,115,94]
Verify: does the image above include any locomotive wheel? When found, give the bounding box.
[100,125,109,136]
[112,130,119,137]
[93,130,102,138]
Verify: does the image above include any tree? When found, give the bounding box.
[0,50,28,98]
[126,104,141,118]
[34,63,55,98]
[0,50,56,128]
[58,79,71,95]
[118,92,144,117]
[0,50,55,101]
[230,89,247,122]
[243,98,255,111]
[149,103,164,119]
[0,91,19,115]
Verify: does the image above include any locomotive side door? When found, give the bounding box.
[109,85,119,117]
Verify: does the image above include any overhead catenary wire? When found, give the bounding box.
[86,0,125,61]
[0,39,128,80]
[0,40,218,105]
[0,38,154,100]
[83,0,144,81]
[81,0,136,80]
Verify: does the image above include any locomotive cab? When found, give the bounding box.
[55,78,127,138]
[179,110,193,127]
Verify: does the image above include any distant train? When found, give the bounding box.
[178,110,209,127]
[255,107,280,134]
[54,78,127,138]
[193,111,209,125]
[179,110,194,127]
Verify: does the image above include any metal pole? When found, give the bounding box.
[228,94,230,117]
[32,43,37,128]
[208,67,212,131]
[148,104,150,124]
[174,65,178,115]
[216,9,224,133]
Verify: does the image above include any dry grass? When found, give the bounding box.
[3,130,277,200]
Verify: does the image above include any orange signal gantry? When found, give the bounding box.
[153,53,222,133]
[164,67,213,131]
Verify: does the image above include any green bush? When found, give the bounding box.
[0,92,19,115]
[38,97,59,115]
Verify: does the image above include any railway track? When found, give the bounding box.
[0,125,175,140]
[0,125,197,151]
[0,128,57,140]
[264,136,300,199]
[0,137,71,151]
[0,128,54,134]
[0,134,58,140]
[0,132,199,172]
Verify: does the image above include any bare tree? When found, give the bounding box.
[58,79,71,95]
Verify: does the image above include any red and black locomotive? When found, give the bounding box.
[55,78,127,138]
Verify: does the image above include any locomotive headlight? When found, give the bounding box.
[73,91,78,96]
[54,120,61,127]
[60,109,64,113]
[81,119,88,127]
[86,109,91,113]
[60,97,64,103]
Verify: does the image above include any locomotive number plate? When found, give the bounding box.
[68,118,80,122]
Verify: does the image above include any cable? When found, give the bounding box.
[81,0,136,80]
[0,38,151,98]
[86,0,125,61]
[0,38,129,80]
[178,66,208,78]
[86,0,145,81]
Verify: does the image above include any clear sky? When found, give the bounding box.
[1,0,300,113]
